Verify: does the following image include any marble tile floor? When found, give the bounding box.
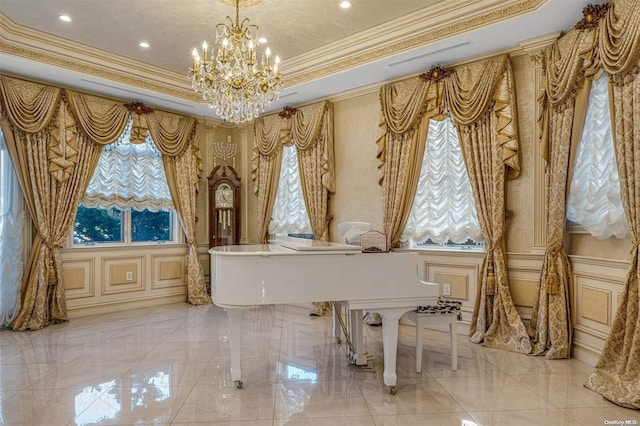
[0,302,637,426]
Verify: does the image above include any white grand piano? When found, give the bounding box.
[209,236,438,394]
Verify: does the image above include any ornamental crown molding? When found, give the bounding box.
[284,0,548,86]
[2,0,550,111]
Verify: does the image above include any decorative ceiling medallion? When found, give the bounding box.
[220,0,263,7]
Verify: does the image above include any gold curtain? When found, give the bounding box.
[252,101,336,243]
[448,56,530,353]
[253,113,284,243]
[377,54,525,351]
[585,0,640,409]
[163,142,210,305]
[531,0,639,361]
[0,76,104,329]
[0,75,208,329]
[377,78,443,247]
[292,101,335,241]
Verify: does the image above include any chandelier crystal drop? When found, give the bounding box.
[189,0,283,123]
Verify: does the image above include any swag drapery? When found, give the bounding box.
[252,101,335,243]
[532,0,640,409]
[377,54,528,353]
[537,0,640,407]
[0,76,210,330]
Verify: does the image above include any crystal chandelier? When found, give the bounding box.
[190,0,283,123]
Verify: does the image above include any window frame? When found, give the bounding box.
[66,206,183,249]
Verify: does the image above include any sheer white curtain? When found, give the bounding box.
[269,145,312,235]
[401,117,482,245]
[0,129,25,328]
[567,73,629,239]
[82,120,173,212]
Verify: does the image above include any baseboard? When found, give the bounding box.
[67,294,188,319]
[571,343,601,367]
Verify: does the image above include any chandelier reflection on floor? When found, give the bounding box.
[190,0,282,123]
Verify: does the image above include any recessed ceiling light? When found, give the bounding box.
[59,15,72,22]
[139,42,150,48]
[258,37,267,44]
[339,1,352,8]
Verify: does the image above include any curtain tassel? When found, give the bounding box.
[486,273,495,296]
[546,262,559,295]
[47,267,56,286]
[486,259,495,296]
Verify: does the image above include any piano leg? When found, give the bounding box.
[349,309,367,366]
[226,308,243,388]
[377,308,407,395]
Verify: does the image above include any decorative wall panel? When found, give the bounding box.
[421,253,482,326]
[152,255,184,289]
[62,258,94,299]
[580,286,610,326]
[434,272,469,300]
[570,256,628,365]
[102,256,145,295]
[508,279,538,308]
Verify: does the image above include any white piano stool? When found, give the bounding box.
[404,310,458,373]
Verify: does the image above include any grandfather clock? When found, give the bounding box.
[208,164,240,247]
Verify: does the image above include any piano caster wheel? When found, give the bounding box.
[234,380,243,389]
[388,386,397,395]
[335,337,341,344]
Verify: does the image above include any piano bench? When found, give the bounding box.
[404,310,458,373]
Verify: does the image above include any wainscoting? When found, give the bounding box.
[412,250,629,366]
[60,243,212,318]
[61,244,627,366]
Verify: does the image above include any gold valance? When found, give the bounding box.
[0,76,62,133]
[598,0,640,76]
[292,101,328,152]
[65,90,130,145]
[0,75,198,158]
[444,55,506,125]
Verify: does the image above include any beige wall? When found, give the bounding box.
[331,92,385,240]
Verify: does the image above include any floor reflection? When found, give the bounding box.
[0,302,636,425]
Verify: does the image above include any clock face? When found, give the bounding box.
[215,186,233,208]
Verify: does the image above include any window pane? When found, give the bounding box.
[74,205,123,243]
[131,209,172,242]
